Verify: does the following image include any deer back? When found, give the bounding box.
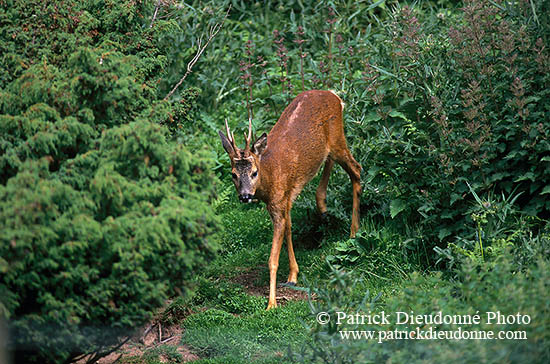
[256,90,344,202]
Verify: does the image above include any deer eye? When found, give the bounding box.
[251,171,258,178]
[231,172,237,179]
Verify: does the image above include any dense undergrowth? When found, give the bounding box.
[0,1,220,362]
[1,0,549,363]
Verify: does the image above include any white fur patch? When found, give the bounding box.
[288,101,303,125]
[328,89,345,110]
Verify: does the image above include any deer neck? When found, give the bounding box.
[254,152,278,204]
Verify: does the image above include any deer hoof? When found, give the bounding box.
[266,301,278,310]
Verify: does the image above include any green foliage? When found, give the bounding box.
[0,0,221,362]
[3,0,550,362]
[215,185,272,253]
[1,120,220,363]
[142,345,189,364]
[294,250,550,363]
[292,267,382,363]
[326,224,417,278]
[160,296,192,327]
[119,344,189,364]
[434,182,550,272]
[194,0,550,267]
[355,0,550,246]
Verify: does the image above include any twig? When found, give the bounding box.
[71,352,89,363]
[161,336,176,344]
[158,322,162,343]
[85,336,131,364]
[150,0,162,28]
[164,5,231,100]
[140,323,154,344]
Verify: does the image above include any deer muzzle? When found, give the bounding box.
[239,193,254,203]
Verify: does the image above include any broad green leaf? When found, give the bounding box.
[438,228,452,241]
[514,172,536,182]
[390,199,406,219]
[365,111,382,122]
[388,110,408,120]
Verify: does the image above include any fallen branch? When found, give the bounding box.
[140,323,154,344]
[111,353,123,364]
[161,335,176,344]
[84,336,131,364]
[164,5,231,100]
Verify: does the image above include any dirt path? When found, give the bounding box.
[77,323,198,363]
[78,266,312,363]
[230,266,313,303]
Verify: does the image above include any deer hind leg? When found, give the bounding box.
[267,208,285,310]
[332,149,362,238]
[316,158,334,218]
[284,209,299,285]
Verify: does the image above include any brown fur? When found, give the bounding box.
[220,90,361,309]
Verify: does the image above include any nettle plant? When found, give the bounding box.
[358,0,550,248]
[230,3,368,127]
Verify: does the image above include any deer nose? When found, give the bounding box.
[239,194,254,203]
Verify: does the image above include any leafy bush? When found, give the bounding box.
[1,120,220,363]
[0,0,222,362]
[434,184,550,270]
[294,250,550,363]
[356,0,550,246]
[326,224,419,278]
[2,0,549,361]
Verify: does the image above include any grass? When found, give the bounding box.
[167,185,411,363]
[179,196,323,363]
[183,303,310,363]
[116,180,550,363]
[124,179,417,363]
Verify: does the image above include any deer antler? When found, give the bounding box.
[244,117,253,151]
[225,118,238,151]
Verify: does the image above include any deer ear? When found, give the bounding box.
[252,133,268,156]
[219,130,236,158]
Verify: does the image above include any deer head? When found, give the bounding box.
[219,118,267,203]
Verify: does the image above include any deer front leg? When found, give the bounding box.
[267,210,285,310]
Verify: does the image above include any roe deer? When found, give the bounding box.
[219,90,361,309]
